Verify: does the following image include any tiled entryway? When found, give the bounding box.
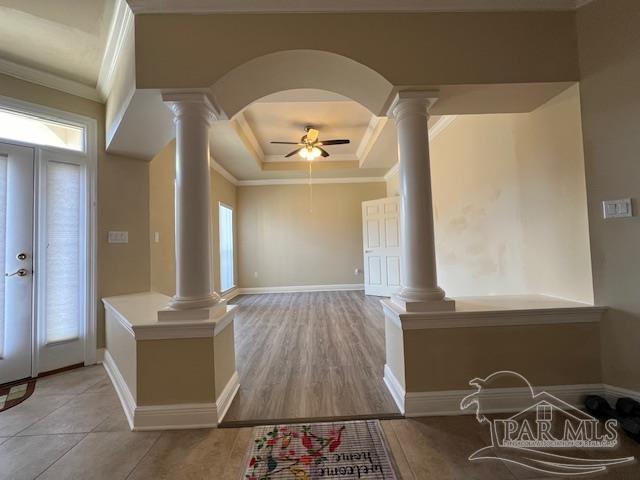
[0,366,639,479]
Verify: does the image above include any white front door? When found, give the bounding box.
[0,142,35,384]
[362,197,401,297]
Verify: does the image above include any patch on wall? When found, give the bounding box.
[243,420,398,479]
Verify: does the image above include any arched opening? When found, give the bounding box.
[207,51,401,424]
[209,50,394,119]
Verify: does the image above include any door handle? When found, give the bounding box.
[6,268,29,277]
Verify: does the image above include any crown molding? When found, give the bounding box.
[127,0,592,14]
[384,115,457,180]
[237,176,385,186]
[0,57,101,102]
[97,0,134,101]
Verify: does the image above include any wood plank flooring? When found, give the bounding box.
[222,291,401,425]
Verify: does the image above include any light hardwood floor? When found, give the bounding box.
[1,366,638,479]
[223,291,401,424]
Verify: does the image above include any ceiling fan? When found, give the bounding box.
[270,126,350,160]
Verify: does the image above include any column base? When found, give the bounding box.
[158,299,228,321]
[392,287,456,312]
[169,292,222,310]
[391,296,456,313]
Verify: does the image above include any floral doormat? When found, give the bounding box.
[242,420,398,479]
[0,379,36,413]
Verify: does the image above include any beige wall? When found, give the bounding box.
[577,0,640,390]
[386,86,593,302]
[0,74,150,348]
[513,85,593,302]
[137,338,215,405]
[149,140,238,296]
[238,182,386,288]
[135,12,579,90]
[404,322,601,392]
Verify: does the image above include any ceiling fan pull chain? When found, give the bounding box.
[309,161,313,213]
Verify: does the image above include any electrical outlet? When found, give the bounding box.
[108,231,128,244]
[254,271,259,279]
[154,232,160,243]
[354,267,362,275]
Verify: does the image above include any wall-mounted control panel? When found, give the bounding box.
[602,198,633,219]
[108,231,129,243]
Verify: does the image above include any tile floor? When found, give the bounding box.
[0,366,638,479]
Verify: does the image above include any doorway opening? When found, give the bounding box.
[0,96,97,385]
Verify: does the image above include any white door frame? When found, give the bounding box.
[0,95,98,376]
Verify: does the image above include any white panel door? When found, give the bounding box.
[362,197,401,297]
[0,143,35,384]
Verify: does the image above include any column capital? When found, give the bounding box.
[162,91,219,125]
[387,90,439,121]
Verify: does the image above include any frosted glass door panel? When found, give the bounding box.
[45,161,81,343]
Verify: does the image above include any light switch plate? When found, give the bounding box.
[108,231,129,243]
[602,199,633,219]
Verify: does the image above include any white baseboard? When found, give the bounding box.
[383,364,406,414]
[603,383,640,403]
[404,383,603,417]
[222,288,241,301]
[238,284,364,294]
[134,402,218,431]
[102,350,136,429]
[216,371,240,422]
[102,349,221,431]
[381,374,640,417]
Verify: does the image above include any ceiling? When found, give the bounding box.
[208,89,399,181]
[0,0,115,86]
[243,93,372,162]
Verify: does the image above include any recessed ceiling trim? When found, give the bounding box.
[231,112,265,165]
[0,57,101,102]
[264,153,358,163]
[357,116,388,168]
[98,0,135,101]
[211,158,239,185]
[127,0,592,14]
[237,177,386,187]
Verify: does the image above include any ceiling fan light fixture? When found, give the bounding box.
[299,146,321,160]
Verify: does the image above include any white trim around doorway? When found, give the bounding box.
[0,94,98,375]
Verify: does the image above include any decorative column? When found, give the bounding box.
[389,91,454,312]
[161,92,224,318]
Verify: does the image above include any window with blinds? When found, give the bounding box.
[45,161,82,343]
[219,203,234,293]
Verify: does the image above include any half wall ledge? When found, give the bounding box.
[101,291,239,431]
[382,294,606,416]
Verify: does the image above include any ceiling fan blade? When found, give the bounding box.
[285,148,301,158]
[306,128,319,143]
[320,139,350,145]
[318,147,330,158]
[271,141,301,145]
